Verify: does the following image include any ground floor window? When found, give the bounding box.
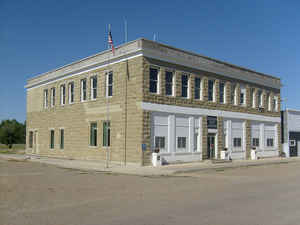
[29,131,33,148]
[233,138,242,147]
[252,138,259,147]
[90,123,97,146]
[50,130,55,149]
[60,129,64,149]
[267,138,274,147]
[103,121,111,147]
[177,137,187,150]
[155,136,165,152]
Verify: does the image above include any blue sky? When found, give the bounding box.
[1,0,299,123]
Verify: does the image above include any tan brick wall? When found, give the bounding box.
[27,56,144,165]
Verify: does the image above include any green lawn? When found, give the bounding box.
[0,144,26,154]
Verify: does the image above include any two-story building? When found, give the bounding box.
[26,38,282,165]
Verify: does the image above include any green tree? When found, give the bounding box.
[0,120,26,148]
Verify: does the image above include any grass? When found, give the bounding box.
[0,144,25,154]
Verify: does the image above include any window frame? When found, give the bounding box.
[103,121,111,147]
[90,76,98,100]
[240,85,246,106]
[177,136,187,149]
[60,84,66,105]
[59,129,64,150]
[257,90,263,108]
[68,82,75,104]
[43,89,48,109]
[219,81,225,104]
[266,138,274,147]
[106,71,113,97]
[208,80,215,102]
[252,138,260,147]
[194,77,201,100]
[50,87,56,107]
[149,67,159,94]
[80,79,87,102]
[273,96,279,112]
[181,74,189,98]
[90,122,98,147]
[29,131,34,148]
[154,136,166,151]
[50,129,55,149]
[233,137,242,148]
[165,70,174,96]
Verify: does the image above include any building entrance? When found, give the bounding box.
[207,134,216,159]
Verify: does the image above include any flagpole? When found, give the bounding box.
[105,24,111,169]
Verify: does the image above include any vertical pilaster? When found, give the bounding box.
[246,85,251,108]
[215,79,220,104]
[142,110,151,166]
[245,120,251,159]
[236,83,241,106]
[202,77,208,101]
[225,81,231,105]
[175,71,181,97]
[202,116,208,159]
[160,67,165,96]
[190,74,195,100]
[217,116,223,159]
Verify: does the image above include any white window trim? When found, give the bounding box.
[68,82,74,104]
[90,76,97,100]
[165,70,174,97]
[240,85,246,106]
[80,79,87,102]
[50,87,55,107]
[149,67,160,94]
[106,71,113,98]
[208,79,215,102]
[273,96,279,112]
[181,74,190,99]
[60,85,65,106]
[44,89,48,109]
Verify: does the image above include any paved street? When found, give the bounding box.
[1,159,300,225]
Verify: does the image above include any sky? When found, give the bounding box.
[1,0,299,123]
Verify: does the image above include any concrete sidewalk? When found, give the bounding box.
[1,153,300,176]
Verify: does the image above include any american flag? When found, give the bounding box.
[108,26,115,54]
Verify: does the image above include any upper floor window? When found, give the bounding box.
[240,85,246,106]
[208,80,214,102]
[60,85,66,105]
[258,90,263,108]
[165,71,174,96]
[80,79,87,102]
[273,96,279,112]
[50,87,55,107]
[231,84,236,105]
[267,93,271,111]
[194,77,201,100]
[91,76,97,100]
[68,82,74,104]
[219,82,225,103]
[149,68,159,94]
[43,89,48,109]
[181,74,189,98]
[106,71,113,97]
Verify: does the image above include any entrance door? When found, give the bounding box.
[207,134,215,159]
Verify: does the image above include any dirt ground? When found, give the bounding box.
[1,159,300,225]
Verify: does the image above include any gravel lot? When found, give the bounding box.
[1,159,300,225]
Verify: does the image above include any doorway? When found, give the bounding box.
[207,134,216,159]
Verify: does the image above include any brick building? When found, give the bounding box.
[26,38,282,165]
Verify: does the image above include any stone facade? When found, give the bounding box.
[26,38,282,165]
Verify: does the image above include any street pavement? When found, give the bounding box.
[1,157,300,225]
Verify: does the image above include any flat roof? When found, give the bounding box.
[26,38,281,90]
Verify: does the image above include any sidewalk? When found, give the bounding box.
[1,153,300,176]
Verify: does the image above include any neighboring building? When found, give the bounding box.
[281,109,300,157]
[26,38,282,165]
